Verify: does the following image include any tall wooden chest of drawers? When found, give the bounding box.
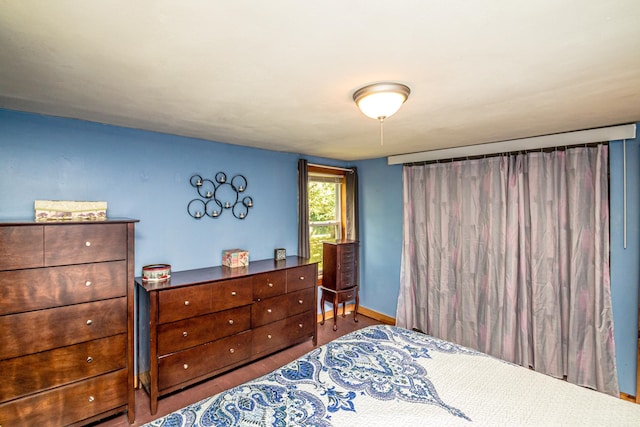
[322,240,358,291]
[0,219,137,426]
[321,240,359,331]
[137,257,317,414]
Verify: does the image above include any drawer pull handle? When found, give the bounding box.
[183,364,189,369]
[229,348,235,354]
[86,319,93,326]
[88,395,95,403]
[85,241,91,247]
[87,356,93,363]
[267,308,272,313]
[231,291,237,296]
[299,323,303,328]
[184,301,190,306]
[267,334,272,339]
[299,276,304,280]
[228,319,234,325]
[85,281,92,287]
[183,331,188,337]
[268,282,273,288]
[298,299,303,304]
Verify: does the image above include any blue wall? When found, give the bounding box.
[355,157,403,317]
[610,138,640,395]
[0,109,349,273]
[1,109,638,395]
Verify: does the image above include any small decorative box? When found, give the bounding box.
[35,200,107,222]
[274,248,286,261]
[142,264,171,282]
[222,249,249,268]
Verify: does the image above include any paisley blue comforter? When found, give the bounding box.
[145,325,640,426]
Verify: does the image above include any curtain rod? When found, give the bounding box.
[405,142,605,166]
[308,163,354,172]
[387,123,636,165]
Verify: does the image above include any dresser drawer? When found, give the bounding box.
[158,306,251,356]
[252,317,290,356]
[44,223,127,266]
[286,264,317,292]
[211,278,253,312]
[158,331,251,391]
[286,288,315,317]
[338,269,357,289]
[335,287,358,304]
[0,226,44,270]
[159,279,253,324]
[0,334,126,402]
[0,261,126,316]
[286,311,315,343]
[251,294,288,328]
[0,369,127,427]
[340,244,357,259]
[340,255,356,269]
[0,297,127,360]
[252,270,286,300]
[158,284,211,324]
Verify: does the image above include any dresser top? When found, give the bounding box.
[323,239,359,245]
[137,256,317,291]
[0,218,139,226]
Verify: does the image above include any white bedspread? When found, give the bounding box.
[145,325,640,426]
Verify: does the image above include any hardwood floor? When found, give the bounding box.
[92,313,382,426]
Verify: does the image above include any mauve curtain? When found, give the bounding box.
[297,159,310,258]
[396,145,619,396]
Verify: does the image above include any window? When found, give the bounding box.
[308,166,347,273]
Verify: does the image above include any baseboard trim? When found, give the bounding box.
[620,392,638,404]
[357,306,396,325]
[316,304,396,325]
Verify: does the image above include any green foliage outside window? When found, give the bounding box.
[309,181,337,222]
[308,180,341,272]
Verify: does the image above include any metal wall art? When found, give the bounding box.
[188,173,254,220]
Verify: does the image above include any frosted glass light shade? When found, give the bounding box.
[353,83,410,120]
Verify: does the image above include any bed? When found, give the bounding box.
[144,324,640,426]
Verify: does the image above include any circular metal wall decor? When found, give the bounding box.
[187,172,254,220]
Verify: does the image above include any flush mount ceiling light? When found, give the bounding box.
[353,82,411,145]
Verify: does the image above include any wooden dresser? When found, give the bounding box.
[320,240,359,331]
[137,256,318,414]
[0,219,137,426]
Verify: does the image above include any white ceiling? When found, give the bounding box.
[1,1,639,161]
